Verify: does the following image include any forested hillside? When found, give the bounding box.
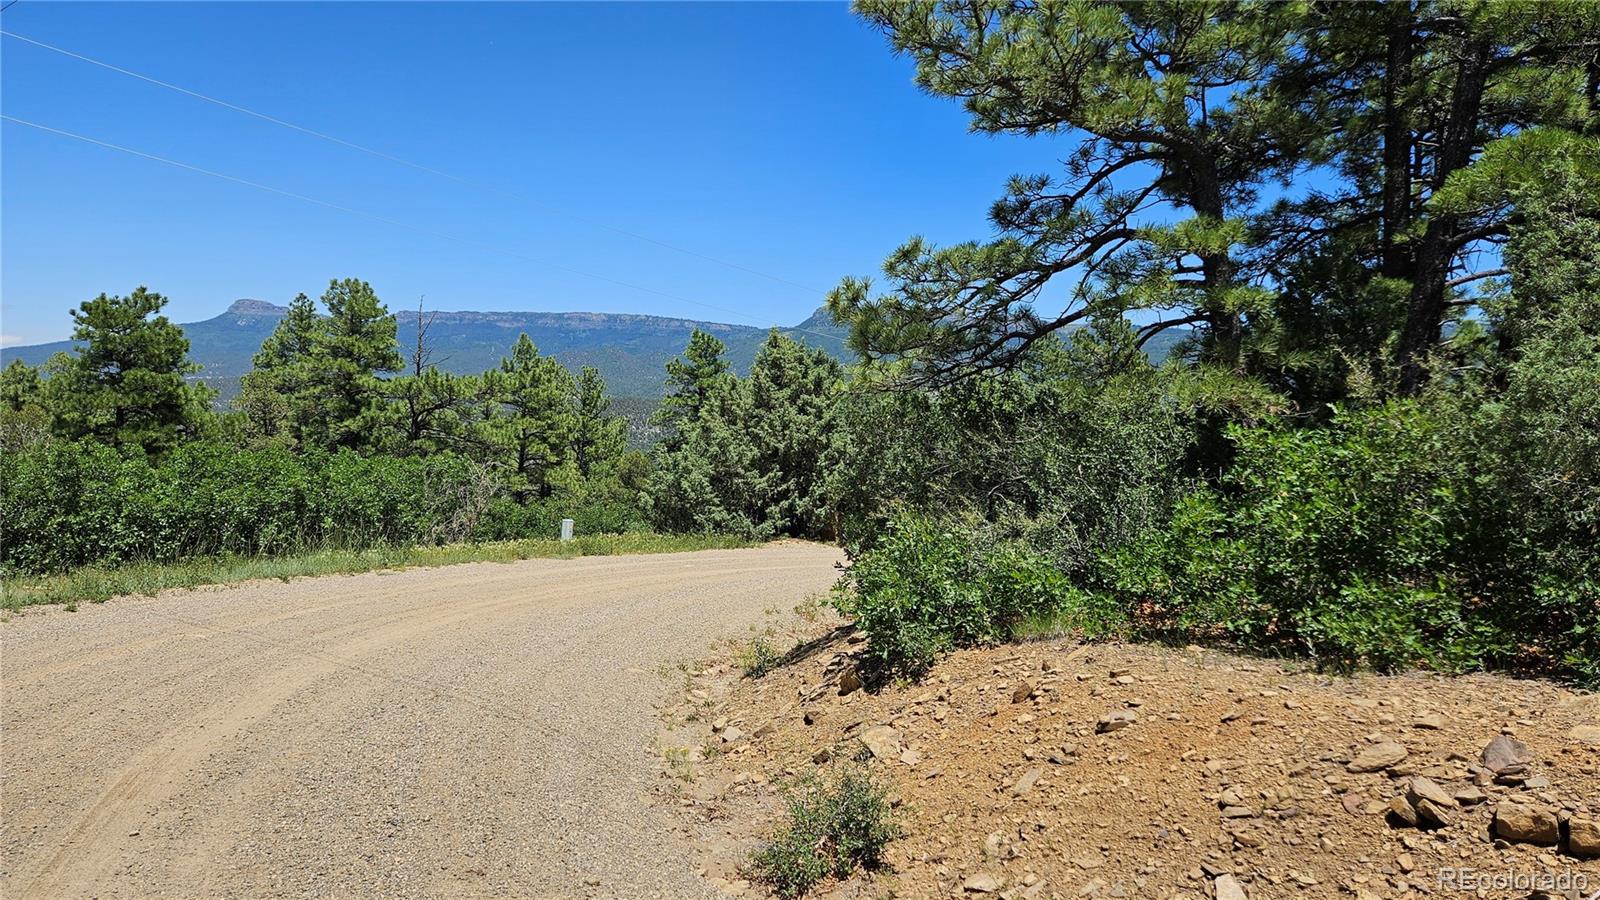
[1,298,853,403]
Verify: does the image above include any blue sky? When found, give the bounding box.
[0,1,1066,346]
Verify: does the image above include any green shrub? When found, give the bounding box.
[749,764,896,899]
[472,479,647,542]
[1105,397,1598,679]
[835,512,1076,679]
[0,441,497,574]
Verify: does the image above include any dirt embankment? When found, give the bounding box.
[0,542,845,899]
[662,621,1600,899]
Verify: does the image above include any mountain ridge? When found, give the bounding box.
[0,300,852,403]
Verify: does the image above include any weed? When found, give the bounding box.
[662,745,700,782]
[748,763,896,899]
[740,635,784,679]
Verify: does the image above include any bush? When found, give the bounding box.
[1106,397,1599,680]
[0,440,499,574]
[829,331,1195,579]
[749,764,896,899]
[835,512,1076,679]
[472,478,647,542]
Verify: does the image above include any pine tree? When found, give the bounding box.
[0,359,41,412]
[569,366,627,479]
[646,373,760,535]
[235,292,325,446]
[485,334,574,501]
[43,286,211,453]
[0,359,49,451]
[653,328,732,442]
[834,1,1311,382]
[746,332,843,538]
[318,278,402,448]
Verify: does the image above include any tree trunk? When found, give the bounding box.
[1380,10,1415,281]
[1188,152,1243,370]
[1396,36,1490,395]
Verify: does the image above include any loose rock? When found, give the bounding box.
[1493,801,1558,845]
[1347,741,1408,773]
[1387,796,1419,827]
[1568,724,1600,746]
[838,666,862,696]
[963,872,1003,893]
[1095,710,1138,734]
[1481,734,1533,775]
[859,725,901,760]
[1214,873,1247,900]
[1567,816,1600,858]
[1012,766,1043,796]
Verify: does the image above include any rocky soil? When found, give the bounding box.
[659,621,1600,899]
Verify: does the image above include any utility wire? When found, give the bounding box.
[0,29,825,297]
[0,114,846,346]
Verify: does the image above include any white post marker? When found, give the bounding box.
[560,518,574,542]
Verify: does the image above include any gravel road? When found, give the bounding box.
[0,542,845,898]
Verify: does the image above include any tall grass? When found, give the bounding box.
[0,533,755,611]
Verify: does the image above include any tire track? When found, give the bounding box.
[0,545,843,898]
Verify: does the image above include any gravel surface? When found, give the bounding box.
[0,542,844,898]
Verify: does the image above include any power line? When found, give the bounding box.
[0,29,825,297]
[0,114,846,346]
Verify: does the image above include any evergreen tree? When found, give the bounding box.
[653,328,732,441]
[0,359,49,452]
[833,0,1312,382]
[43,287,210,453]
[318,278,402,448]
[485,334,574,501]
[1266,1,1600,393]
[371,367,484,455]
[1,359,41,412]
[646,373,760,535]
[235,292,326,446]
[746,332,843,538]
[569,366,627,479]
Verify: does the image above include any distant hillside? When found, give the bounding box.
[0,300,1186,441]
[1,299,854,405]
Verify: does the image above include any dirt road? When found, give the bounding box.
[0,543,844,898]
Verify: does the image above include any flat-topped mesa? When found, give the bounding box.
[225,298,288,316]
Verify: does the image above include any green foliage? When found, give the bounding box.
[484,334,577,501]
[653,328,732,439]
[0,440,495,574]
[1103,405,1482,670]
[745,332,844,537]
[570,366,627,479]
[318,278,403,448]
[749,764,896,899]
[41,287,212,454]
[1,359,42,411]
[0,360,50,452]
[1105,391,1598,679]
[835,512,1076,680]
[647,331,842,539]
[235,292,326,447]
[740,635,783,679]
[831,329,1194,577]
